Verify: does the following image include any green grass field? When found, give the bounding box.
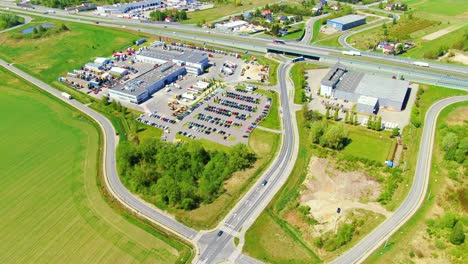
[314,34,342,48]
[0,17,144,86]
[290,62,326,104]
[279,22,305,40]
[256,88,281,130]
[343,126,395,162]
[0,68,184,263]
[402,0,468,16]
[180,0,273,24]
[244,210,321,263]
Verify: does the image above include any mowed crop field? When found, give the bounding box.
[0,68,181,263]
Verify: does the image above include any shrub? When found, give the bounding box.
[450,221,465,245]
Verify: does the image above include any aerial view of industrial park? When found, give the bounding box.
[0,0,466,264]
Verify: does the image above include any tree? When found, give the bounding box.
[367,116,373,129]
[450,221,465,245]
[270,23,280,36]
[325,107,330,119]
[310,121,327,144]
[395,43,404,54]
[375,116,382,131]
[378,2,383,9]
[392,127,400,137]
[354,114,358,125]
[345,111,349,123]
[322,123,348,150]
[392,18,397,25]
[334,108,339,121]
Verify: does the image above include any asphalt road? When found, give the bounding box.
[300,14,329,45]
[331,95,468,264]
[196,61,300,264]
[0,59,199,242]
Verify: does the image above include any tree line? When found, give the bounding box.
[0,13,21,30]
[118,139,256,210]
[149,9,187,22]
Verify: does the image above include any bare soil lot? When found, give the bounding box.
[300,157,390,235]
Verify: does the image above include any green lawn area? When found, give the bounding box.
[256,88,281,130]
[314,34,343,48]
[290,62,326,104]
[280,22,305,40]
[401,0,468,16]
[0,17,145,96]
[311,18,323,43]
[180,0,273,24]
[0,68,186,263]
[404,26,468,59]
[245,211,321,263]
[342,126,395,162]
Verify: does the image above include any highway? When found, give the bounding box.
[196,61,300,263]
[300,14,329,45]
[0,59,199,242]
[331,95,468,264]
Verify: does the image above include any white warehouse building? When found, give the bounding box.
[109,63,186,104]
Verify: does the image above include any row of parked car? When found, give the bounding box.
[186,121,229,138]
[148,112,177,124]
[197,113,241,128]
[225,91,260,104]
[218,99,255,112]
[137,118,170,131]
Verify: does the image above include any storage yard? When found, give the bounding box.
[60,40,270,145]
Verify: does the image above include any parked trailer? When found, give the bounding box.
[342,51,361,56]
[135,38,147,46]
[413,61,429,67]
[61,92,72,100]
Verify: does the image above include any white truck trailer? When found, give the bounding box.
[413,61,429,67]
[61,92,72,100]
[342,50,361,56]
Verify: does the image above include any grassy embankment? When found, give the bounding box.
[366,100,468,264]
[0,68,190,263]
[0,18,195,261]
[290,62,326,104]
[279,22,305,40]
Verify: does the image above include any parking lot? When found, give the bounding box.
[138,87,272,146]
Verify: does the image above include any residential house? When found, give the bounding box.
[382,45,394,54]
[261,9,272,16]
[165,16,174,22]
[265,15,274,23]
[277,15,288,23]
[312,4,323,13]
[331,5,340,11]
[243,11,253,20]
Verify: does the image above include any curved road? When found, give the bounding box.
[0,14,32,33]
[196,61,300,264]
[331,95,468,264]
[0,59,198,242]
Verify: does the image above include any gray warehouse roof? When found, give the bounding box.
[336,72,364,93]
[355,75,409,103]
[328,14,366,25]
[111,63,184,96]
[321,62,347,87]
[138,47,208,64]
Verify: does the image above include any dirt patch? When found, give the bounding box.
[240,63,268,82]
[445,106,468,125]
[448,51,468,65]
[422,25,463,41]
[300,157,390,234]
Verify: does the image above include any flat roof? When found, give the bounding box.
[336,72,364,93]
[328,14,366,25]
[111,63,184,96]
[357,95,378,106]
[138,47,207,64]
[355,75,409,103]
[321,62,346,87]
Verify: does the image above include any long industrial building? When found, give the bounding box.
[321,63,410,114]
[327,15,366,31]
[136,46,209,75]
[109,63,186,104]
[96,0,162,14]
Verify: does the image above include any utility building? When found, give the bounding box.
[327,15,366,31]
[321,63,410,114]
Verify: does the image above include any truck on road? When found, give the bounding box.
[61,92,72,100]
[342,50,361,56]
[413,61,429,67]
